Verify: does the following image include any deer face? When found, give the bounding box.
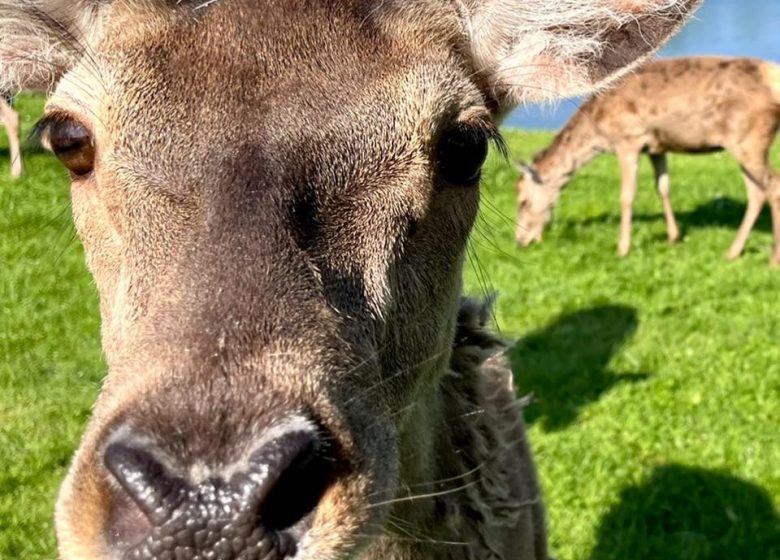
[0,1,699,558]
[515,165,568,246]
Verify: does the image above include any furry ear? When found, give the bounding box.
[0,1,103,92]
[458,0,702,108]
[516,161,541,183]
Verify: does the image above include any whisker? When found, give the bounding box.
[365,479,480,510]
[365,462,485,499]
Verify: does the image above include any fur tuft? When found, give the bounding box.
[450,295,505,367]
[440,297,547,559]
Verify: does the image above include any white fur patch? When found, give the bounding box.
[192,414,318,482]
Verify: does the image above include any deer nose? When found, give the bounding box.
[104,422,333,559]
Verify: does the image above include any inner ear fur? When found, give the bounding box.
[459,0,703,108]
[0,0,107,91]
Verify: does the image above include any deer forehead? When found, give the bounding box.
[51,1,478,140]
[47,1,489,228]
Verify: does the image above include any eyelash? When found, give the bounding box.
[33,112,97,177]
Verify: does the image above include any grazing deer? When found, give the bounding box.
[0,93,22,177]
[516,57,780,265]
[0,1,699,558]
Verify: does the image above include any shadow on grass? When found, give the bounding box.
[509,305,649,432]
[683,197,773,234]
[591,464,780,560]
[567,196,772,236]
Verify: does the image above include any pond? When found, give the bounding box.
[506,0,780,130]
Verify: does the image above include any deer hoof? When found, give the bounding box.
[725,248,742,261]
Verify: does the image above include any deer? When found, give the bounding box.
[515,56,780,266]
[1,93,23,177]
[0,1,700,558]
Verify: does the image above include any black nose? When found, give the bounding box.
[104,424,333,560]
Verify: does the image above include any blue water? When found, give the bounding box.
[506,0,780,130]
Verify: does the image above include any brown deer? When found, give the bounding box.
[0,1,699,558]
[0,94,23,177]
[515,57,780,266]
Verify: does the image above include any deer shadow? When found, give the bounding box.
[591,464,780,560]
[508,304,649,432]
[570,196,772,237]
[681,196,773,234]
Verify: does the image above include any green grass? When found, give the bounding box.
[0,96,103,558]
[1,97,779,558]
[469,132,780,559]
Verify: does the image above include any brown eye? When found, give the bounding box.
[436,124,489,186]
[46,117,96,177]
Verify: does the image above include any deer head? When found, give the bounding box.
[515,160,562,246]
[0,1,699,558]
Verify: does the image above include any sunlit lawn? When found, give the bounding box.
[1,96,779,558]
[470,131,780,559]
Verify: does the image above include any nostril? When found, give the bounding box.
[252,430,334,532]
[102,423,336,558]
[104,442,187,527]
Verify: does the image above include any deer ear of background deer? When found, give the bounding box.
[459,0,702,109]
[516,161,542,183]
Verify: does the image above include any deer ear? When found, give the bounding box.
[516,161,541,183]
[0,1,102,91]
[459,0,702,108]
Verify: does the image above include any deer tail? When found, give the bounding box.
[761,61,780,105]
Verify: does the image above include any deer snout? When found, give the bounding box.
[515,223,543,246]
[103,419,335,560]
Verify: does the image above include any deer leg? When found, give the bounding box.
[726,168,766,260]
[617,149,639,257]
[768,183,780,268]
[650,152,679,243]
[769,200,780,267]
[763,148,780,267]
[0,97,23,179]
[744,165,780,267]
[729,118,780,266]
[730,130,780,266]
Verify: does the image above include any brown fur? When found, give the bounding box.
[0,1,700,558]
[516,56,780,266]
[360,299,546,560]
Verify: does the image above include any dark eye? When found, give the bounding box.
[436,125,489,186]
[45,117,96,177]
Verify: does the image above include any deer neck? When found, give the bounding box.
[535,112,606,189]
[363,300,545,560]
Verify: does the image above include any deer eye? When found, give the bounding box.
[44,117,96,177]
[436,125,489,186]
